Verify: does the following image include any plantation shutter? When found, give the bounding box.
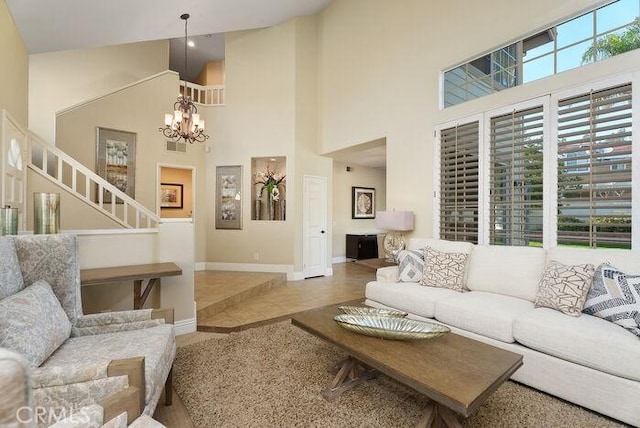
[489,105,544,246]
[439,121,479,243]
[557,83,632,249]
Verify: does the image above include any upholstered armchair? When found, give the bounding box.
[0,234,175,427]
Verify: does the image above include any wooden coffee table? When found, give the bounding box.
[291,305,523,428]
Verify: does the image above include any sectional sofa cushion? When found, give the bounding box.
[535,261,595,316]
[513,308,640,382]
[0,280,72,367]
[583,263,640,337]
[0,237,24,300]
[365,281,458,319]
[407,238,475,254]
[434,291,534,343]
[466,245,545,302]
[420,247,468,291]
[42,324,176,415]
[397,249,425,282]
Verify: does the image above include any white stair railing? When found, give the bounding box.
[181,82,225,106]
[28,132,159,229]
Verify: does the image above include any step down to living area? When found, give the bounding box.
[195,271,287,331]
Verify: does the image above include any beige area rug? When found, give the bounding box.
[174,321,626,428]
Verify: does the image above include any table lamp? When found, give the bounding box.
[375,211,414,263]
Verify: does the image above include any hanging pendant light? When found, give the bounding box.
[159,13,209,144]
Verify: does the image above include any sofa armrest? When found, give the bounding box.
[0,348,30,427]
[75,310,154,328]
[72,320,164,337]
[376,266,399,283]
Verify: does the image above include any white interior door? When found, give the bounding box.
[303,175,328,278]
[1,112,27,230]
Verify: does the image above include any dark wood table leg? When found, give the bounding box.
[133,278,160,310]
[322,356,377,402]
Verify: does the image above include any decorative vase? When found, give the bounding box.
[254,200,261,220]
[33,193,60,234]
[268,195,275,221]
[0,207,19,235]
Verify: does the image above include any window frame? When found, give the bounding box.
[435,72,638,250]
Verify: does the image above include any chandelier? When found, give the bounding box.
[159,13,209,144]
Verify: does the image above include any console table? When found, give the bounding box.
[346,234,379,260]
[80,262,182,309]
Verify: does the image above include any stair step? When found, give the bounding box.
[195,271,287,322]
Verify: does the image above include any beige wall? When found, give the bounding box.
[195,60,225,86]
[318,0,640,239]
[55,72,208,262]
[332,161,386,259]
[160,167,193,218]
[0,0,28,125]
[206,22,297,266]
[30,40,169,144]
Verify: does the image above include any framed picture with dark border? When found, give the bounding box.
[352,186,375,219]
[216,165,242,230]
[96,127,136,202]
[160,183,183,209]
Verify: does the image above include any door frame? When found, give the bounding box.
[303,174,329,278]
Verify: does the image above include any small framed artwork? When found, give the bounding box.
[96,127,136,201]
[160,183,183,209]
[216,165,242,230]
[352,186,376,219]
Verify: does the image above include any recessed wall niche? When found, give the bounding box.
[252,156,286,221]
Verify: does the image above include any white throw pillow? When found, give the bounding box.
[0,279,72,367]
[535,261,595,317]
[397,249,425,282]
[583,263,640,337]
[420,246,468,292]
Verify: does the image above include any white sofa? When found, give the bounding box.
[365,238,640,427]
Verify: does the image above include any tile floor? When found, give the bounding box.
[196,261,377,331]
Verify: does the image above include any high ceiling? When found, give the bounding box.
[6,0,331,54]
[7,0,386,168]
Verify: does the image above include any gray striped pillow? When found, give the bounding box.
[583,263,640,337]
[397,249,425,282]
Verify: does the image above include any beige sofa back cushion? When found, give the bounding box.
[467,245,546,302]
[546,247,640,273]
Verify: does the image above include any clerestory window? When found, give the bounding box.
[443,0,640,108]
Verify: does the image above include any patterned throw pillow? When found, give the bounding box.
[397,249,425,282]
[535,261,595,317]
[0,237,24,300]
[419,246,468,291]
[0,279,72,367]
[583,263,640,337]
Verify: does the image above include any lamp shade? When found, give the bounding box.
[375,211,414,231]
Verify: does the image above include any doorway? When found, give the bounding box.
[303,175,328,278]
[158,165,195,219]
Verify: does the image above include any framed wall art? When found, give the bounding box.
[352,186,376,219]
[160,183,183,209]
[96,127,136,201]
[216,165,242,230]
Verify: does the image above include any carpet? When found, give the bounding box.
[174,321,625,427]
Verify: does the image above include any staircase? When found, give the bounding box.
[28,131,159,229]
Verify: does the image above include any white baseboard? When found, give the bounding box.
[325,267,334,276]
[194,262,206,271]
[174,317,197,335]
[332,256,347,264]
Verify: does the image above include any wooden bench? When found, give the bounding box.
[80,262,182,309]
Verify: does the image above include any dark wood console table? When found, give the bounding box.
[80,262,182,309]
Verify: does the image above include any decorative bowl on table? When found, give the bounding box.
[333,314,450,340]
[337,305,408,318]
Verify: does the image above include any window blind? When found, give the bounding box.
[489,105,544,246]
[557,83,632,248]
[439,121,479,243]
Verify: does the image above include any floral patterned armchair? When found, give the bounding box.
[0,234,175,427]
